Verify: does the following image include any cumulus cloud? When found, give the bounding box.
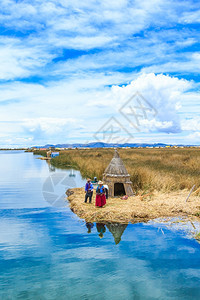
[0,72,198,147]
[109,73,193,133]
[0,0,200,146]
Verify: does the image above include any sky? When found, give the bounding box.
[0,0,200,147]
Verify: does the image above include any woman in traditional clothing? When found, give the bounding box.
[95,181,106,208]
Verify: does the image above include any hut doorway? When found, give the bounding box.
[114,183,125,196]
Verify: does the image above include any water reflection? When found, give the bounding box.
[96,223,106,238]
[46,160,56,172]
[1,208,200,299]
[90,222,128,244]
[86,222,94,234]
[106,223,128,245]
[69,169,76,177]
[1,151,200,299]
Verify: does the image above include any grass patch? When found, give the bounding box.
[33,150,47,157]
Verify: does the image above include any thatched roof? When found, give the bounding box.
[104,149,129,176]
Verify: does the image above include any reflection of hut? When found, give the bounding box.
[103,149,134,197]
[106,223,127,244]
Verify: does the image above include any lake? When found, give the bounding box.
[0,151,200,299]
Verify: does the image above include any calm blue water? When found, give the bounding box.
[0,151,200,300]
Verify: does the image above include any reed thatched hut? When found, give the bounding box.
[103,149,134,197]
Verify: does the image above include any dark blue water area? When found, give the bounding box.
[1,151,200,299]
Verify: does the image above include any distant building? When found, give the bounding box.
[51,152,59,158]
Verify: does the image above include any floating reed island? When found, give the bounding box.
[66,149,200,224]
[67,187,200,224]
[33,147,200,223]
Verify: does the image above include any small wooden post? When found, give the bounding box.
[185,185,196,202]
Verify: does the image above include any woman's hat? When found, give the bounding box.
[87,178,91,181]
[98,180,103,185]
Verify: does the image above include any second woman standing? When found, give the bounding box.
[95,181,106,208]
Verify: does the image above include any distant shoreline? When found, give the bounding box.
[0,149,27,151]
[1,140,200,151]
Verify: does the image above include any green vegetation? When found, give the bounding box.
[33,150,47,157]
[46,148,200,194]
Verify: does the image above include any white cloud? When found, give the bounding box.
[109,73,192,133]
[139,119,173,132]
[180,9,200,24]
[0,0,199,81]
[22,117,78,138]
[0,0,199,146]
[0,36,54,80]
[187,131,200,142]
[0,72,197,147]
[141,54,200,75]
[181,117,200,131]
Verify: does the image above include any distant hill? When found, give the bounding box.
[33,142,181,149]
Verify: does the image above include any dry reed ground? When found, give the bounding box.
[67,187,200,224]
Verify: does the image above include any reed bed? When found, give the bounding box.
[50,148,200,194]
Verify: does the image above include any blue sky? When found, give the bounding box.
[0,0,200,147]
